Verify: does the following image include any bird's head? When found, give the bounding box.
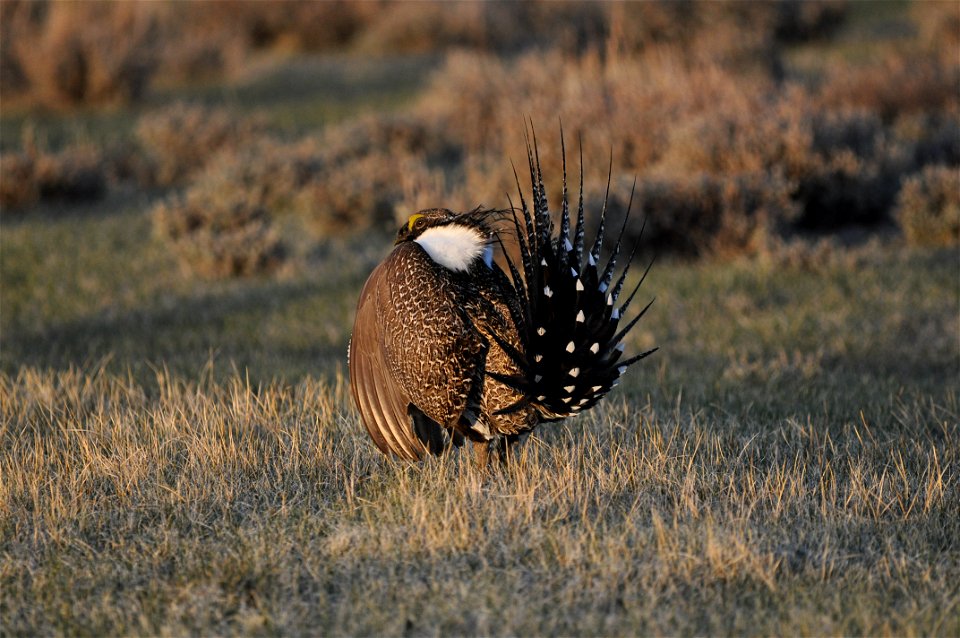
[395,208,459,245]
[396,207,503,271]
[395,207,504,244]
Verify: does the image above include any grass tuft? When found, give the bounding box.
[1,364,956,635]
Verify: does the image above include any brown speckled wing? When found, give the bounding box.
[349,242,487,459]
[349,257,427,460]
[377,243,484,429]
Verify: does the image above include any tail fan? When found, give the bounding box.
[492,126,657,420]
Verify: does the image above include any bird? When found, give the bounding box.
[348,132,657,464]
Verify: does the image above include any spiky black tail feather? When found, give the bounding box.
[490,127,657,420]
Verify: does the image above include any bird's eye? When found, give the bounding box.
[414,218,426,230]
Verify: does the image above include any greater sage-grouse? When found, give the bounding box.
[349,136,656,463]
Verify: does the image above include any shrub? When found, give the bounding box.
[149,115,451,276]
[153,149,294,277]
[651,99,919,231]
[772,0,847,43]
[318,114,459,167]
[417,48,773,185]
[298,115,455,231]
[0,153,39,211]
[150,9,248,86]
[136,103,272,186]
[789,110,912,229]
[912,0,960,65]
[588,73,913,233]
[3,1,159,107]
[197,0,373,53]
[413,16,954,230]
[351,1,609,57]
[0,0,857,110]
[32,145,108,203]
[174,119,447,236]
[895,113,960,169]
[0,138,107,213]
[181,138,322,216]
[0,1,382,106]
[0,2,29,97]
[655,90,814,177]
[816,53,959,122]
[417,46,945,252]
[304,149,444,234]
[597,172,798,259]
[152,161,284,278]
[604,1,846,77]
[151,0,380,84]
[895,165,960,247]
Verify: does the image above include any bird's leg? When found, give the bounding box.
[472,435,529,469]
[471,439,493,470]
[443,429,465,455]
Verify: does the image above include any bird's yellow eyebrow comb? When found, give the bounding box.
[407,214,425,231]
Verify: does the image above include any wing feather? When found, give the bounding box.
[349,259,427,460]
[349,243,486,458]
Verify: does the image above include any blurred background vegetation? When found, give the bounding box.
[1,0,958,381]
[3,0,957,256]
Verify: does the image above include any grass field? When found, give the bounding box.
[2,2,960,635]
[3,201,958,634]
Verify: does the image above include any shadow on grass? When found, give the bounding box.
[1,274,355,387]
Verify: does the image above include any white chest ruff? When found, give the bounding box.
[415,225,492,272]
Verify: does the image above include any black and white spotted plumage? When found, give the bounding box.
[349,136,657,461]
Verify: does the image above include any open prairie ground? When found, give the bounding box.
[2,1,959,635]
[3,206,958,635]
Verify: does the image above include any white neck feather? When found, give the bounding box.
[415,224,488,272]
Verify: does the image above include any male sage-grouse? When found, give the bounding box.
[349,135,656,463]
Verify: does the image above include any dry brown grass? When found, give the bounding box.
[1,364,956,635]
